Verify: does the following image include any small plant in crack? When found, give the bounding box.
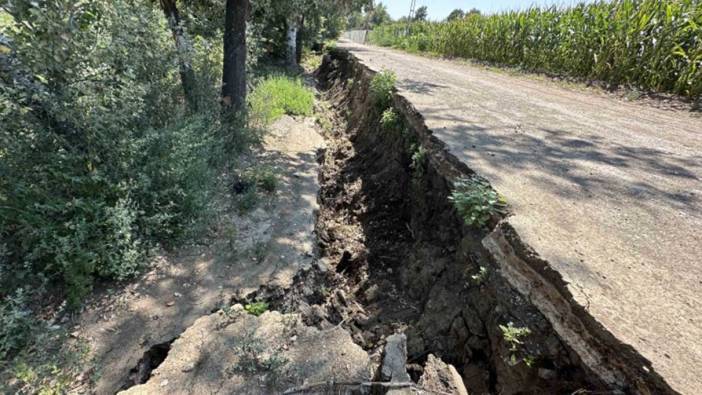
[380,108,400,131]
[370,70,396,109]
[449,176,506,228]
[229,331,288,377]
[471,266,489,285]
[244,301,269,316]
[499,322,534,366]
[410,145,427,177]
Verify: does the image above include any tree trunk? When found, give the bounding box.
[295,15,304,65]
[222,0,248,112]
[286,22,298,66]
[160,0,198,112]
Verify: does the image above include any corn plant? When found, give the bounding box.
[369,0,702,98]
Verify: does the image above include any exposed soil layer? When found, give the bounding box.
[282,50,615,394]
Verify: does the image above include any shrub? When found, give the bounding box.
[249,75,315,126]
[370,70,396,109]
[449,176,507,228]
[0,0,231,307]
[0,289,36,361]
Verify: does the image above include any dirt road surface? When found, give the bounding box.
[338,40,702,394]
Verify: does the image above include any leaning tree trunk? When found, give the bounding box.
[160,0,198,112]
[222,0,248,112]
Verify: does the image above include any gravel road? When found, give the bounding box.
[338,40,702,394]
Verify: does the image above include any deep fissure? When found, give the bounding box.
[303,50,609,394]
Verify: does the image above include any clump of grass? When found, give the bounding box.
[249,75,314,126]
[449,176,506,228]
[369,0,702,98]
[236,186,258,213]
[244,301,269,316]
[410,145,427,176]
[370,70,396,109]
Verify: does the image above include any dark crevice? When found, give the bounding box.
[120,338,176,390]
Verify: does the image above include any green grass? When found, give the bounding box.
[369,0,702,98]
[244,301,269,316]
[249,75,314,126]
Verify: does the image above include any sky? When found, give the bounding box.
[381,0,596,20]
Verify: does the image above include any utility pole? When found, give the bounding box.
[406,0,417,35]
[408,0,417,21]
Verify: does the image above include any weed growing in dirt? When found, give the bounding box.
[370,70,396,109]
[1,328,94,394]
[380,108,401,130]
[257,169,277,193]
[249,75,314,126]
[449,176,506,228]
[410,145,427,177]
[500,322,534,366]
[471,266,489,285]
[229,331,288,377]
[244,301,269,316]
[236,187,259,213]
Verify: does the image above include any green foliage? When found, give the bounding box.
[254,167,278,193]
[499,322,531,352]
[410,145,427,176]
[236,187,259,213]
[370,70,396,109]
[0,0,237,307]
[244,301,270,316]
[449,176,507,228]
[1,330,93,395]
[471,266,489,285]
[380,108,400,130]
[0,289,36,360]
[369,0,702,97]
[249,75,315,126]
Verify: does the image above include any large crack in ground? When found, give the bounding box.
[262,51,615,394]
[116,51,658,394]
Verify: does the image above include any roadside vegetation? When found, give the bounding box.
[370,0,702,97]
[0,0,369,391]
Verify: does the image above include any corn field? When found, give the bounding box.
[368,0,702,97]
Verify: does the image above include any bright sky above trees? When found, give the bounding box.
[381,0,597,20]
